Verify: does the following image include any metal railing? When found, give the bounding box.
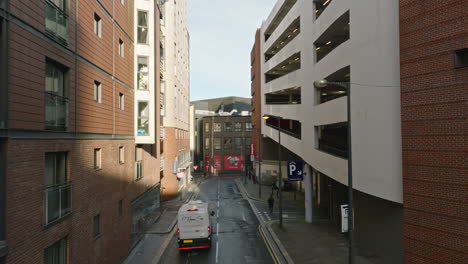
[44,182,72,225]
[318,140,348,158]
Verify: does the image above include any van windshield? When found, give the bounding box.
[179,213,205,226]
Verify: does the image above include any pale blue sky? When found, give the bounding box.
[188,0,276,101]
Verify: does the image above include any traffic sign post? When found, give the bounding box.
[287,161,304,181]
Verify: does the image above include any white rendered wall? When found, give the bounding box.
[135,0,156,144]
[260,0,402,203]
[161,0,190,132]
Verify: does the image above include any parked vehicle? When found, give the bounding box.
[177,200,215,251]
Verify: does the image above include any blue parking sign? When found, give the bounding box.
[287,161,304,181]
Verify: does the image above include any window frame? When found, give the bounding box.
[44,237,67,264]
[94,148,102,170]
[119,146,125,164]
[137,56,149,90]
[137,10,149,44]
[44,152,71,226]
[94,12,102,38]
[45,59,69,131]
[45,0,69,44]
[94,80,102,103]
[137,101,150,136]
[118,38,124,57]
[135,146,143,180]
[93,214,100,239]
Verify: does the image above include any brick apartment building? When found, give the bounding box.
[400,1,468,263]
[202,116,253,175]
[0,0,161,263]
[250,29,262,176]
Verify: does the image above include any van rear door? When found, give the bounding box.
[178,212,209,239]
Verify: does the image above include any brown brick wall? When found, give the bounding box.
[5,139,160,264]
[251,29,262,162]
[161,127,189,199]
[400,1,468,263]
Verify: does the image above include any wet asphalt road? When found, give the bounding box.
[159,177,273,264]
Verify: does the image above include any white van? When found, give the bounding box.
[177,200,215,251]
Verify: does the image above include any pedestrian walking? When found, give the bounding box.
[268,194,275,213]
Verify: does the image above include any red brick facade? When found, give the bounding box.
[251,29,262,163]
[161,127,190,199]
[2,0,161,263]
[400,1,468,263]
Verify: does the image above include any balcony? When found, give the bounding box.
[265,52,301,83]
[264,17,300,62]
[314,11,349,63]
[265,86,301,105]
[45,92,68,131]
[316,123,347,158]
[264,0,298,41]
[265,116,301,139]
[316,66,350,104]
[44,182,72,225]
[160,157,165,171]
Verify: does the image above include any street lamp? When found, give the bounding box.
[263,114,283,229]
[313,79,353,264]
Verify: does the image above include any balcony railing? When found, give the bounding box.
[44,182,72,225]
[45,92,69,131]
[160,127,165,139]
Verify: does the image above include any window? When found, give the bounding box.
[137,56,149,90]
[94,81,102,103]
[213,123,222,132]
[137,102,149,135]
[213,138,221,150]
[45,0,68,42]
[119,92,124,110]
[137,11,148,44]
[118,200,123,216]
[234,122,242,132]
[205,138,210,149]
[245,137,251,147]
[118,38,124,57]
[454,48,468,68]
[135,146,143,180]
[93,214,100,238]
[224,138,232,149]
[235,137,242,149]
[45,60,69,131]
[94,13,101,37]
[119,146,125,164]
[44,238,67,264]
[224,122,233,132]
[94,148,102,169]
[245,122,253,131]
[44,152,71,225]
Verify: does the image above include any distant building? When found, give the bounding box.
[201,116,253,175]
[159,0,191,199]
[191,96,252,170]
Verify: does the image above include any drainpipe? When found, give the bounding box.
[0,0,10,262]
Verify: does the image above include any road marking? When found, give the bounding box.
[217,200,220,207]
[217,209,219,218]
[242,212,246,221]
[217,222,219,236]
[216,241,219,263]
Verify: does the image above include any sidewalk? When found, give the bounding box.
[122,179,204,264]
[237,177,382,264]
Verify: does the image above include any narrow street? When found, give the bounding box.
[159,177,273,264]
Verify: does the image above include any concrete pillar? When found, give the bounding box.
[304,164,313,223]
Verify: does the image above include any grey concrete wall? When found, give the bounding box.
[354,190,404,264]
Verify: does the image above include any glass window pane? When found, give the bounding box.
[138,11,147,26]
[56,153,66,184]
[45,153,55,187]
[46,188,60,223]
[57,13,68,40]
[138,102,149,135]
[138,27,148,44]
[45,4,57,32]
